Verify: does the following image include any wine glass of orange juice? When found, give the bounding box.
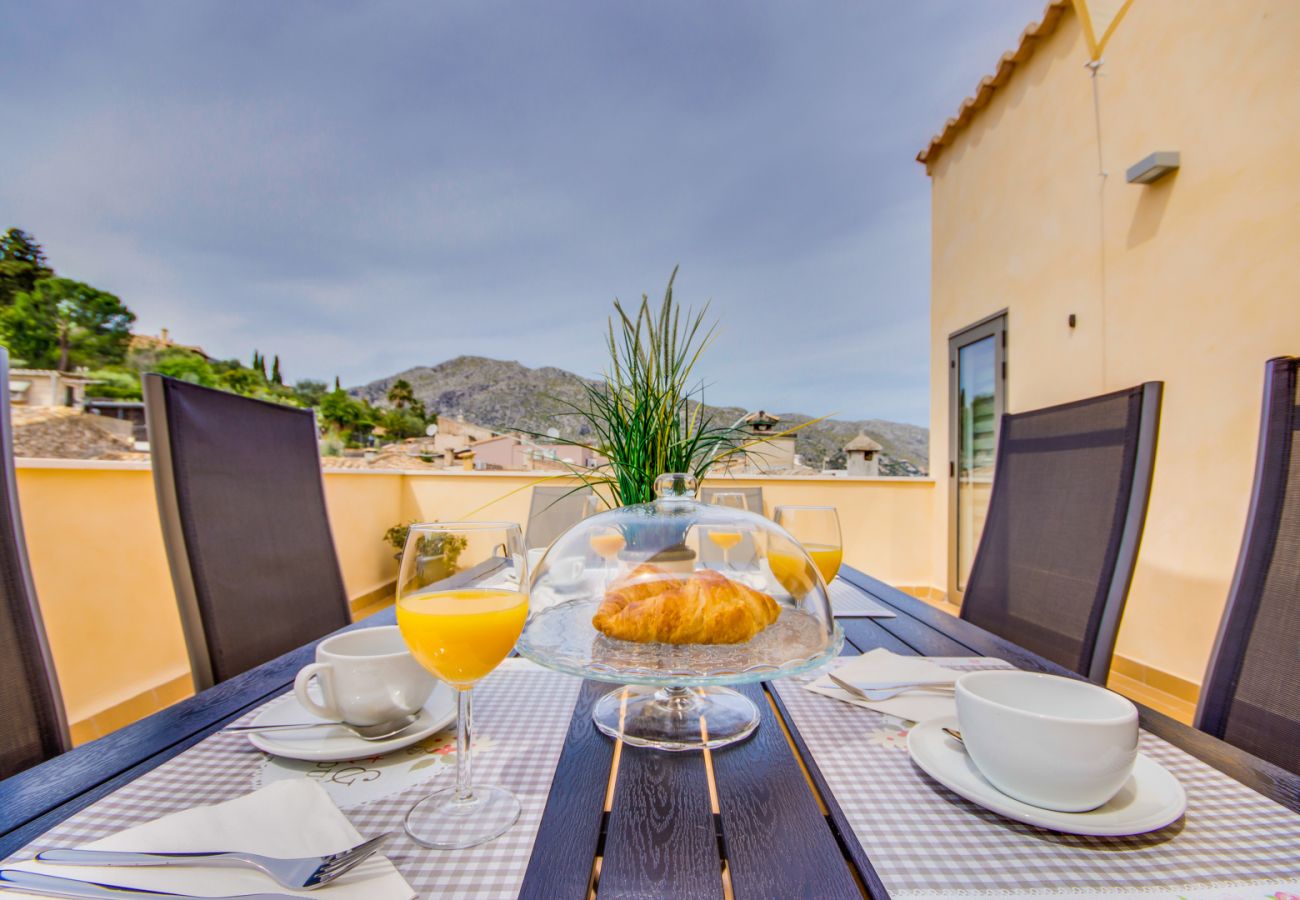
[396,522,529,849]
[773,506,843,585]
[589,528,625,586]
[706,528,744,570]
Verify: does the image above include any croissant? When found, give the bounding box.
[592,565,780,644]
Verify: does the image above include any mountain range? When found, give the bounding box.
[351,356,928,475]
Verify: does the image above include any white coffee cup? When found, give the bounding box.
[526,547,547,575]
[527,549,584,588]
[955,670,1139,812]
[294,626,437,727]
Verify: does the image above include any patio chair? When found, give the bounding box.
[525,484,594,550]
[143,375,351,690]
[700,485,765,516]
[0,348,71,777]
[1196,356,1299,774]
[960,382,1162,684]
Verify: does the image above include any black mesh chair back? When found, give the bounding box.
[1196,357,1300,774]
[144,376,351,690]
[525,484,594,551]
[700,486,765,517]
[961,382,1162,683]
[0,348,71,776]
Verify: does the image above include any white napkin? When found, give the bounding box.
[806,648,961,724]
[6,781,413,899]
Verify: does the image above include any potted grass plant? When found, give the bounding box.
[530,268,783,559]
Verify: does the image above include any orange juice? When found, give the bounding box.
[804,543,843,584]
[589,531,626,559]
[397,589,528,688]
[768,549,814,598]
[707,530,743,551]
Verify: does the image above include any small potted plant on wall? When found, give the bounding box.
[384,521,468,581]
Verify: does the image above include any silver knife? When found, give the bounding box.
[0,868,298,900]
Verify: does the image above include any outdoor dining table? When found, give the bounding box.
[2,566,1297,898]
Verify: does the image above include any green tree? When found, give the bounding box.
[85,367,144,399]
[0,228,53,307]
[293,379,328,407]
[151,349,216,386]
[0,277,135,371]
[219,365,263,395]
[387,378,415,409]
[379,407,424,439]
[319,389,375,443]
[270,354,283,385]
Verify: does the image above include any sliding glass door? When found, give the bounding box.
[948,314,1006,602]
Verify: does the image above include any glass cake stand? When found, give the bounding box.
[517,473,843,751]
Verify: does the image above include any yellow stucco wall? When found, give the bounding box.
[927,0,1300,685]
[15,461,934,733]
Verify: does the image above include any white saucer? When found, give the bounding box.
[907,717,1187,836]
[245,683,457,762]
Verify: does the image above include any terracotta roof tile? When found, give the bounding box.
[916,1,1070,172]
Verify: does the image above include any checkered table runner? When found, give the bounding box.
[5,659,582,900]
[829,576,896,617]
[776,658,1300,898]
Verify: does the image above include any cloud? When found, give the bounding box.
[0,0,1045,425]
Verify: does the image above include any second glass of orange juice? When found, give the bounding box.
[396,522,528,849]
[773,506,843,585]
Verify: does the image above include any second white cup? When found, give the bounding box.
[294,626,437,727]
[955,670,1139,812]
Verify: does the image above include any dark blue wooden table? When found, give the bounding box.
[3,567,1297,898]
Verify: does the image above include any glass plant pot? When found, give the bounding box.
[518,473,843,750]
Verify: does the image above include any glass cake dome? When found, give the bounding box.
[517,472,844,750]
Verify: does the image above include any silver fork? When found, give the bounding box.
[0,868,299,898]
[828,673,955,701]
[34,833,389,891]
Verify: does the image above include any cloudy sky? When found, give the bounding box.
[1,1,1043,426]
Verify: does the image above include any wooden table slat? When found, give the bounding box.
[517,680,615,900]
[837,617,914,657]
[711,683,860,900]
[599,742,723,899]
[764,681,889,899]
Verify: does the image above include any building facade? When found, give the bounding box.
[9,369,97,408]
[923,0,1300,689]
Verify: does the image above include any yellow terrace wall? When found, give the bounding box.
[14,461,934,739]
[926,0,1300,685]
[14,461,407,731]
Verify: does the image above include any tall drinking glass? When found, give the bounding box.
[774,506,843,585]
[396,522,528,849]
[710,491,750,512]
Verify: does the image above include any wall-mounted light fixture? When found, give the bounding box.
[1126,151,1180,184]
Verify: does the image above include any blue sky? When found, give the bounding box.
[0,1,1043,426]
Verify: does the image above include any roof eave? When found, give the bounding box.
[916,0,1070,173]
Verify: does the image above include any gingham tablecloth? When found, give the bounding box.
[829,576,896,617]
[776,657,1300,898]
[5,659,582,900]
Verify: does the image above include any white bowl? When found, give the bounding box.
[955,670,1138,812]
